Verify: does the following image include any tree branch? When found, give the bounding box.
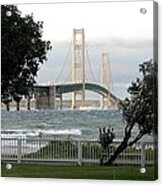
[128,132,144,146]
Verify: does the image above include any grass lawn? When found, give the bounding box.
[1,163,157,181]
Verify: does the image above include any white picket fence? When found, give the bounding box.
[1,137,155,166]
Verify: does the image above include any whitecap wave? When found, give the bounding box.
[1,128,82,139]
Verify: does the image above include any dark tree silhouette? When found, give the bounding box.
[99,127,115,165]
[1,5,52,110]
[106,59,157,165]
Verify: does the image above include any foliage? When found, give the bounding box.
[99,127,115,164]
[107,59,157,165]
[99,127,115,150]
[1,5,52,104]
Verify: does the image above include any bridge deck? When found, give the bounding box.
[34,82,118,102]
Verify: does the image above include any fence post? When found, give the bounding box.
[17,138,22,164]
[78,140,82,166]
[141,141,145,168]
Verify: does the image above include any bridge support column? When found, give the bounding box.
[100,52,110,109]
[107,96,111,108]
[49,86,56,109]
[100,94,111,109]
[100,96,105,109]
[71,92,76,109]
[34,86,56,110]
[35,94,50,110]
[71,28,85,109]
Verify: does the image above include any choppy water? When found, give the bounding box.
[1,109,152,140]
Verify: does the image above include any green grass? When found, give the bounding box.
[1,164,157,180]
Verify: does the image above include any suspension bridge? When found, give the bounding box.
[34,28,119,110]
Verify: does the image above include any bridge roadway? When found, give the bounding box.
[35,83,117,99]
[34,82,119,109]
[56,83,117,100]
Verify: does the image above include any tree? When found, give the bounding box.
[1,5,52,110]
[106,59,157,165]
[99,127,115,165]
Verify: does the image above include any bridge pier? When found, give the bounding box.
[34,86,56,110]
[100,96,105,109]
[100,95,110,109]
[100,93,117,109]
[49,86,56,109]
[71,92,76,109]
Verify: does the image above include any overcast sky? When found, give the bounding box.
[17,1,153,99]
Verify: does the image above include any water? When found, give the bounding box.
[1,109,124,140]
[1,109,153,141]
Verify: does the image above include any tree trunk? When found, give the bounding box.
[16,101,20,111]
[106,140,128,165]
[27,95,31,110]
[13,95,22,111]
[6,102,10,111]
[106,131,132,165]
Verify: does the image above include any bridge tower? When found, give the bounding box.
[71,28,85,109]
[100,52,111,108]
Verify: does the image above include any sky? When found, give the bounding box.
[17,1,153,99]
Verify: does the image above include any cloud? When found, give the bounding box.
[111,38,152,50]
[87,36,153,50]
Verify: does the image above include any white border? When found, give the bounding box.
[0,0,162,186]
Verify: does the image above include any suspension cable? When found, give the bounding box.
[55,41,71,82]
[109,58,115,93]
[85,44,97,83]
[64,69,72,83]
